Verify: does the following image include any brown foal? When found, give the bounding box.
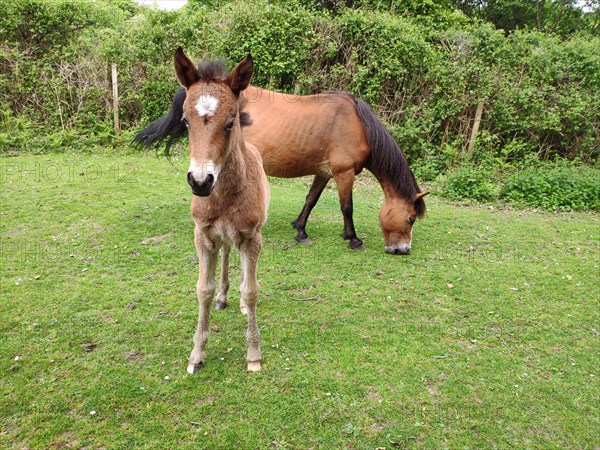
[174,48,269,373]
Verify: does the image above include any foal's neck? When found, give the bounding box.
[218,129,247,195]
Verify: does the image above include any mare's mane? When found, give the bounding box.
[348,94,425,217]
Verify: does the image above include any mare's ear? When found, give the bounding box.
[226,54,253,97]
[174,47,200,89]
[415,192,429,201]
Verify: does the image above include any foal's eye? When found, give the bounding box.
[408,217,416,225]
[225,120,235,131]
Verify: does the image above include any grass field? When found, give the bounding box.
[1,152,599,449]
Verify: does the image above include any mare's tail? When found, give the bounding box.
[132,87,187,155]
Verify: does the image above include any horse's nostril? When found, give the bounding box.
[206,173,214,184]
[187,172,195,186]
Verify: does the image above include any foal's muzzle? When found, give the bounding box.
[187,172,215,197]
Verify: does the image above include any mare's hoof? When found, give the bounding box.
[187,362,204,374]
[215,301,227,310]
[350,242,365,251]
[295,236,312,244]
[247,361,261,372]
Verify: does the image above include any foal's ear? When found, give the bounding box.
[226,54,253,97]
[174,47,200,89]
[415,192,430,201]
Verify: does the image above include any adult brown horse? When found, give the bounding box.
[135,66,427,254]
[174,48,269,373]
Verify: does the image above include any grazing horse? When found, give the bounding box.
[174,48,269,373]
[135,67,427,254]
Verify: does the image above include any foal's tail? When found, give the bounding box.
[132,87,188,154]
[351,95,426,218]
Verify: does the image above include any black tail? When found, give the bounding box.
[352,97,426,217]
[132,87,188,155]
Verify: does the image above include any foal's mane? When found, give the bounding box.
[133,59,251,154]
[197,60,228,81]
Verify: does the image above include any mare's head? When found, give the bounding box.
[379,192,428,255]
[174,48,253,197]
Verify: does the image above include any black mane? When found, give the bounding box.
[197,60,228,81]
[133,59,251,154]
[351,95,426,217]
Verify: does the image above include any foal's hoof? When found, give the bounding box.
[240,305,249,315]
[247,361,261,372]
[215,301,227,310]
[187,362,204,374]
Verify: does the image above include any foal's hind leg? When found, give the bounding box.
[333,169,364,250]
[239,236,263,371]
[215,245,230,310]
[292,176,329,244]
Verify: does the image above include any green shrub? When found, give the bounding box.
[196,1,320,92]
[501,163,600,211]
[443,164,499,202]
[1,0,598,178]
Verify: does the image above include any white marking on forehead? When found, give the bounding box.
[195,94,219,117]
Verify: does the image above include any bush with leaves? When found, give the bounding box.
[1,0,598,184]
[443,163,499,202]
[501,162,600,211]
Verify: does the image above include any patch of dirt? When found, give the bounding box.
[456,340,477,350]
[81,342,97,352]
[366,391,383,401]
[141,232,172,245]
[123,351,146,362]
[371,422,385,432]
[195,396,215,406]
[425,383,438,396]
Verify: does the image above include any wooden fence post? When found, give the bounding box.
[467,99,484,157]
[112,63,121,136]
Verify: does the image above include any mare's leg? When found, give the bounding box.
[215,244,230,310]
[333,169,364,250]
[239,235,263,371]
[188,231,218,374]
[292,176,329,244]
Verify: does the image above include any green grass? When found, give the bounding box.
[1,152,599,449]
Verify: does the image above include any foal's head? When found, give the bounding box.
[174,48,253,197]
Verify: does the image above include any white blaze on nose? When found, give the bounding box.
[195,94,219,117]
[188,159,220,184]
[385,228,412,254]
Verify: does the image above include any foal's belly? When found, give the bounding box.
[200,221,241,249]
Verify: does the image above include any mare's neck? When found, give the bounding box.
[368,167,402,201]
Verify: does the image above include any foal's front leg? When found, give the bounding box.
[239,236,263,372]
[188,237,218,374]
[215,245,230,310]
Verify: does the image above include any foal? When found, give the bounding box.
[174,48,269,373]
